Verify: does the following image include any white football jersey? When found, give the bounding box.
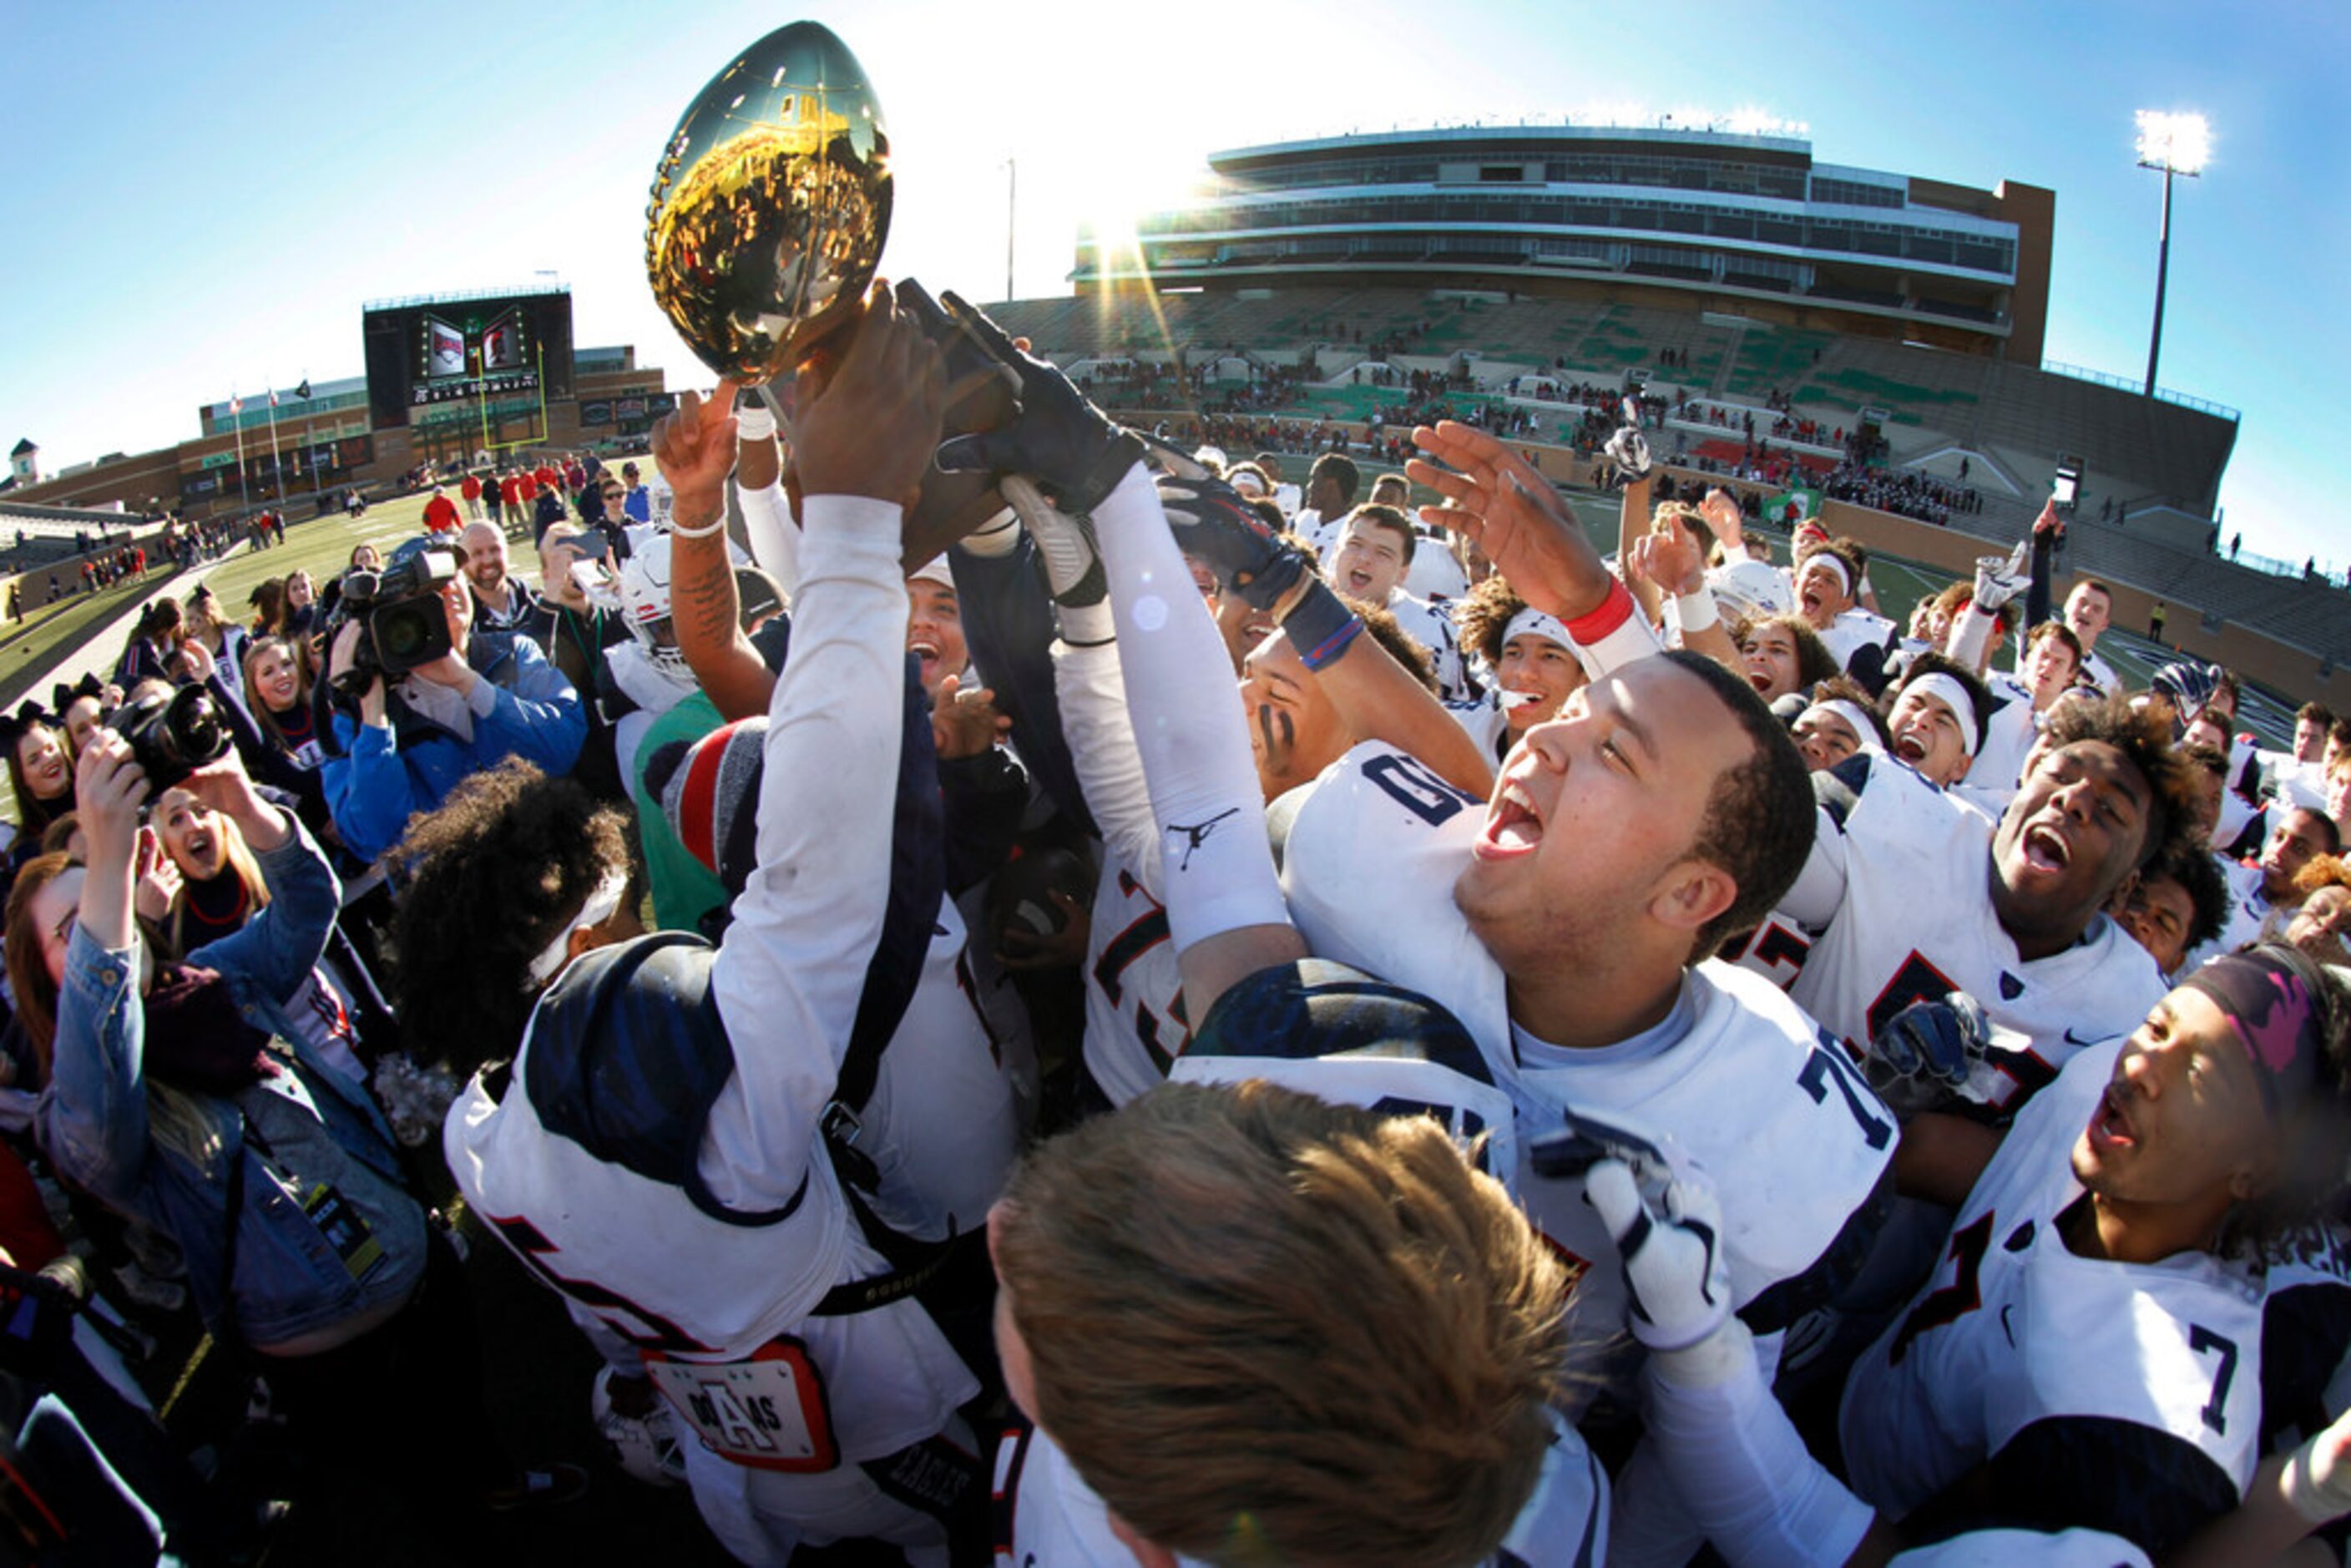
[2260,1223,2351,1453]
[1965,674,2040,802]
[1786,755,2166,1112]
[1384,589,1475,702]
[1840,1039,2264,1533]
[1078,850,1191,1108]
[2175,856,2268,978]
[1447,695,1517,769]
[860,896,1020,1242]
[447,1068,975,1466]
[2077,646,2118,696]
[1819,609,1896,672]
[1281,743,1896,1363]
[1404,531,1470,603]
[993,1409,1607,1568]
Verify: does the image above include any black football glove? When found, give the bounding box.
[931,291,1142,516]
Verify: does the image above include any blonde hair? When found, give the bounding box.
[158,793,270,960]
[997,1080,1566,1567]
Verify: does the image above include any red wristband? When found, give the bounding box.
[1565,579,1636,645]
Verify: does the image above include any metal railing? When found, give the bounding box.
[2038,360,2239,422]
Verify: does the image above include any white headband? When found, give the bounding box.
[1901,673,1981,756]
[526,869,629,989]
[1810,699,1880,753]
[1503,606,1574,651]
[908,555,955,589]
[1806,554,1852,596]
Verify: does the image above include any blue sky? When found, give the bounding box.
[4,1,2343,570]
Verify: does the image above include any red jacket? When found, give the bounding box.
[461,474,483,501]
[423,493,461,533]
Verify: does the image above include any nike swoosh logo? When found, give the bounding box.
[2062,1028,2101,1048]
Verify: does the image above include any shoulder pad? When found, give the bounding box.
[524,932,796,1226]
[1816,751,1875,829]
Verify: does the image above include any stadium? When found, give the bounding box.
[986,121,2344,716]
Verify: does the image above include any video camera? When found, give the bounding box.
[329,549,458,694]
[107,685,230,793]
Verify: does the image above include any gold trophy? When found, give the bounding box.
[647,23,1013,565]
[646,22,891,383]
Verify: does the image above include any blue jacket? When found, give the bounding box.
[35,820,423,1348]
[322,631,586,861]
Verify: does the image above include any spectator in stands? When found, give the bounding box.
[318,551,586,862]
[422,486,460,535]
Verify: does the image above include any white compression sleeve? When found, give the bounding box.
[738,479,801,599]
[1050,639,1164,888]
[1643,1321,1878,1568]
[1090,463,1291,955]
[1948,601,1998,673]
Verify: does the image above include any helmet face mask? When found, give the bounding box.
[614,534,693,680]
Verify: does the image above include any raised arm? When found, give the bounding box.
[1152,457,1494,799]
[697,289,947,1210]
[935,294,1302,1018]
[1408,421,1665,677]
[667,376,781,724]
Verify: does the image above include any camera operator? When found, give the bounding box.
[318,552,586,862]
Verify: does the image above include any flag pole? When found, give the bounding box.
[231,390,250,515]
[266,388,285,504]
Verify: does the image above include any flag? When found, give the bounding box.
[269,389,279,408]
[230,394,242,415]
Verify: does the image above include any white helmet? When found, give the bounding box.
[614,533,686,677]
[1707,557,1795,621]
[590,1366,686,1489]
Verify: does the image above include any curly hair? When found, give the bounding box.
[387,759,630,1075]
[1341,597,1436,693]
[1740,614,1838,691]
[1455,574,1531,669]
[2036,692,2197,872]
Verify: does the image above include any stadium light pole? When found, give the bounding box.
[2135,110,2209,398]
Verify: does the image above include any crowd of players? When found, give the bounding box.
[0,279,2346,1566]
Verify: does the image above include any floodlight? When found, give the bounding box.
[2135,111,2212,396]
[2135,111,2211,176]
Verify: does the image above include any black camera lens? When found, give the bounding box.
[107,685,231,794]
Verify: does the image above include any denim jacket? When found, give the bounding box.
[34,817,422,1348]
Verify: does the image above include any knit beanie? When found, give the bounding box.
[645,719,767,897]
